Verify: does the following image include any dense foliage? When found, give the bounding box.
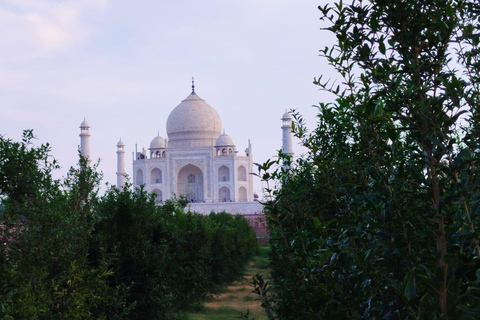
[0,130,258,319]
[258,1,480,319]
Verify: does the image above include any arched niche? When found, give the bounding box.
[136,168,144,185]
[238,186,247,202]
[152,188,163,204]
[151,168,162,184]
[177,164,204,202]
[218,165,230,182]
[237,165,247,181]
[219,186,231,202]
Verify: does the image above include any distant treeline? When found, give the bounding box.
[0,130,258,320]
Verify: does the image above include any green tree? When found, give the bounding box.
[0,131,258,319]
[0,131,117,319]
[91,186,258,319]
[258,1,480,319]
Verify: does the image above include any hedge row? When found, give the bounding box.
[0,131,258,319]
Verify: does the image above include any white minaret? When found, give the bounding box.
[79,118,91,165]
[281,111,294,156]
[116,138,126,188]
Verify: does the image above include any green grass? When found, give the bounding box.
[243,295,256,302]
[251,246,271,269]
[257,246,271,258]
[180,306,242,320]
[182,246,271,320]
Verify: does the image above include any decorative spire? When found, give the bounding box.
[191,76,195,93]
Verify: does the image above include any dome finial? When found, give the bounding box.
[191,76,195,93]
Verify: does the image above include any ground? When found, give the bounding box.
[184,246,271,320]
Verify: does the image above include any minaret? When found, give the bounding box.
[79,118,91,165]
[281,111,294,156]
[116,138,126,188]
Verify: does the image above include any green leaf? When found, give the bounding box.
[404,277,416,301]
[379,39,386,55]
[312,217,321,229]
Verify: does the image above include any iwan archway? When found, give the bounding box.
[177,164,204,202]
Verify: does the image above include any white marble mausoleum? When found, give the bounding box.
[80,81,294,215]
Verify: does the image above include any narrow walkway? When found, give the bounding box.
[187,247,270,320]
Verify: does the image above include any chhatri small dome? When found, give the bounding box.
[281,110,292,121]
[150,134,166,149]
[166,85,222,147]
[117,138,125,147]
[80,118,90,128]
[215,130,235,147]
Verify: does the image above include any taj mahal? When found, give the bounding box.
[79,80,294,215]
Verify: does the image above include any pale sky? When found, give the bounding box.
[0,0,336,194]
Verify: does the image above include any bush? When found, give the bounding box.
[0,131,258,319]
[257,1,480,319]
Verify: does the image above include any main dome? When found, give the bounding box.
[166,91,222,148]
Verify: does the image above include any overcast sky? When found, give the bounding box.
[0,0,337,194]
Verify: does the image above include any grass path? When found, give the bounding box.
[185,246,270,320]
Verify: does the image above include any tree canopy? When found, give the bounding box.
[258,1,480,319]
[0,130,258,319]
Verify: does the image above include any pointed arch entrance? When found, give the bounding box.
[177,164,204,202]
